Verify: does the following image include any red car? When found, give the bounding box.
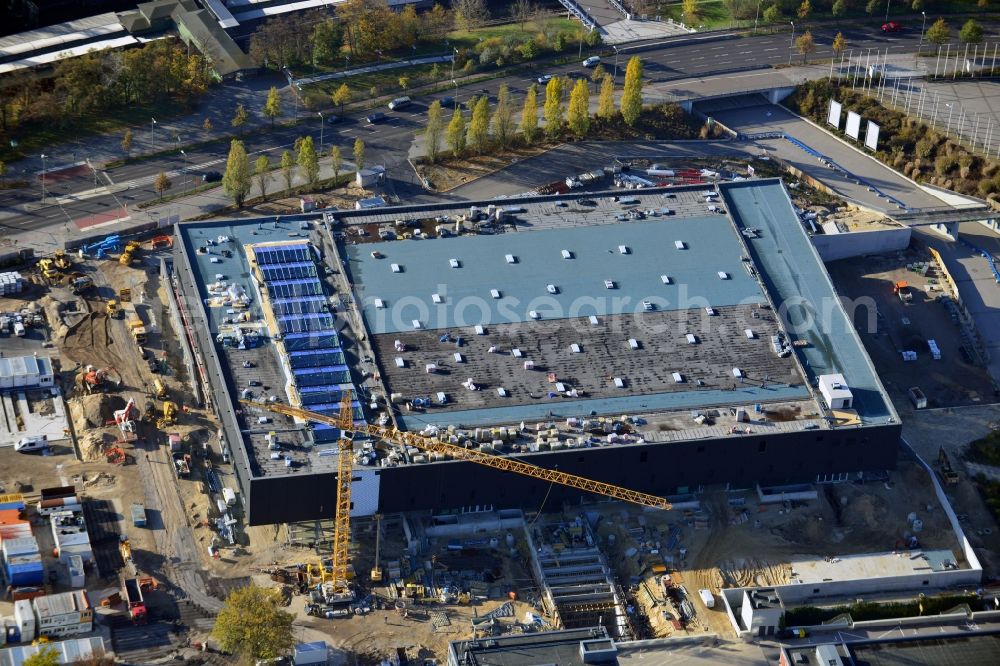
[882,21,903,33]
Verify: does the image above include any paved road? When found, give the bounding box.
[2,22,986,244]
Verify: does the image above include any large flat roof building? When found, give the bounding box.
[172,180,900,525]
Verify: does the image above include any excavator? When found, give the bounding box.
[37,258,61,282]
[53,249,72,270]
[241,392,672,602]
[120,240,142,267]
[156,401,179,429]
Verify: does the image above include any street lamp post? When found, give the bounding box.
[451,48,457,81]
[40,153,47,203]
[918,12,927,57]
[613,45,620,82]
[318,112,324,149]
[150,118,157,150]
[180,149,189,192]
[884,0,892,24]
[753,0,762,35]
[788,22,795,66]
[452,79,459,107]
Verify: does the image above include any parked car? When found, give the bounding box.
[583,56,601,68]
[882,21,902,32]
[365,112,386,124]
[201,171,222,183]
[438,96,456,108]
[537,74,554,85]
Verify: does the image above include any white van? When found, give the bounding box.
[15,435,48,453]
[583,56,601,68]
[388,96,411,111]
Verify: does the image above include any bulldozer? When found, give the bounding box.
[119,288,131,303]
[53,249,72,270]
[69,274,93,294]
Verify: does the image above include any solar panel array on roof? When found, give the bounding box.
[259,261,318,281]
[268,278,323,299]
[253,243,310,264]
[278,312,335,333]
[294,365,352,387]
[272,295,328,315]
[289,349,346,368]
[283,331,341,351]
[250,241,359,444]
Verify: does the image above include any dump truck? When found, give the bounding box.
[123,577,147,624]
[938,448,959,485]
[119,240,141,266]
[120,302,147,345]
[153,378,167,399]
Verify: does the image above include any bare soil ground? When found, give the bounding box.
[416,144,558,192]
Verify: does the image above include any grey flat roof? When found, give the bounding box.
[850,635,1000,665]
[720,180,896,425]
[346,214,764,334]
[450,627,611,666]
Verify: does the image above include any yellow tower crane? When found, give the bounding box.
[241,396,673,596]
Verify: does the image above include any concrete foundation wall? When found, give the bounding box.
[774,567,982,605]
[811,227,912,262]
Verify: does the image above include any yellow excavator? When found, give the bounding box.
[120,240,142,266]
[106,299,119,318]
[37,258,61,282]
[241,393,671,600]
[53,249,72,270]
[156,401,179,429]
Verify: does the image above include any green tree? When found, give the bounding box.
[960,19,983,44]
[398,75,410,91]
[212,585,294,663]
[521,84,539,144]
[620,56,644,128]
[912,0,925,9]
[832,0,847,16]
[865,0,879,15]
[590,63,606,82]
[154,171,172,200]
[22,647,60,666]
[832,32,846,57]
[795,30,816,64]
[520,39,540,60]
[585,29,602,47]
[927,18,950,53]
[425,100,445,163]
[763,4,782,23]
[447,107,466,156]
[796,0,811,20]
[311,19,343,66]
[231,103,249,135]
[263,86,281,127]
[353,138,366,172]
[255,154,270,200]
[223,139,252,207]
[492,85,516,149]
[121,128,133,157]
[597,74,616,121]
[468,95,491,154]
[297,135,319,186]
[330,145,342,184]
[543,76,565,138]
[683,0,699,21]
[280,150,294,191]
[332,83,352,110]
[567,78,590,138]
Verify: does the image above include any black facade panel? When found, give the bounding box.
[244,424,901,525]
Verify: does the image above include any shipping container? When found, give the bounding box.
[131,503,147,528]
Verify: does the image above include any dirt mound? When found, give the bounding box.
[847,494,887,531]
[69,394,127,430]
[79,432,115,462]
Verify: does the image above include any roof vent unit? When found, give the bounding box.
[412,320,423,329]
[589,315,599,325]
[672,372,684,383]
[454,353,463,363]
[561,250,573,259]
[431,293,443,304]
[660,275,672,284]
[391,263,402,273]
[570,344,582,353]
[497,388,508,397]
[505,254,517,264]
[394,357,405,368]
[618,245,630,255]
[628,339,640,350]
[745,329,755,339]
[547,284,558,294]
[706,307,717,316]
[613,377,625,388]
[604,280,615,289]
[450,258,461,268]
[686,333,698,344]
[426,364,437,373]
[718,271,730,280]
[474,325,485,335]
[524,360,535,370]
[490,289,501,299]
[529,310,540,319]
[579,638,618,664]
[675,241,686,250]
[374,299,385,309]
[818,373,854,409]
[732,367,743,378]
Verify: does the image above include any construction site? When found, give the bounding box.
[0,178,986,663]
